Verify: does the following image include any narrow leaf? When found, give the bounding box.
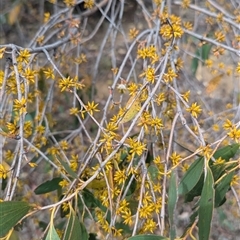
[0,201,31,237]
[215,171,234,207]
[205,73,224,94]
[120,95,141,124]
[198,166,214,240]
[178,157,204,195]
[168,170,178,240]
[63,205,88,240]
[34,177,63,195]
[8,3,22,25]
[57,157,78,179]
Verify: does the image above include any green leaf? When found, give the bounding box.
[57,157,78,179]
[128,235,168,240]
[148,165,159,181]
[0,201,31,237]
[215,171,234,207]
[198,166,214,240]
[212,143,239,161]
[200,43,212,61]
[191,56,199,76]
[63,206,88,240]
[34,177,63,195]
[168,170,177,240]
[178,157,204,195]
[45,224,60,240]
[191,43,212,75]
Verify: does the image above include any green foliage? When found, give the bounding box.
[62,205,88,240]
[191,42,212,75]
[45,224,60,240]
[198,166,214,240]
[34,177,63,195]
[0,201,31,237]
[0,0,239,239]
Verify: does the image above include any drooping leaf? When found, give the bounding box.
[128,235,168,240]
[198,166,214,240]
[210,144,239,184]
[56,156,78,179]
[120,95,141,124]
[63,205,88,240]
[8,3,22,25]
[178,157,204,195]
[191,43,212,75]
[0,201,31,237]
[45,224,60,240]
[168,170,178,240]
[201,43,212,61]
[184,174,204,202]
[215,171,234,207]
[205,73,224,94]
[148,165,159,181]
[34,177,63,195]
[182,144,239,202]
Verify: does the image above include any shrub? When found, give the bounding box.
[0,0,240,239]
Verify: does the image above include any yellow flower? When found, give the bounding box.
[223,119,234,130]
[63,0,76,7]
[69,107,79,115]
[62,202,69,212]
[23,67,36,83]
[181,0,190,8]
[84,0,94,9]
[114,170,127,185]
[186,102,202,118]
[214,30,225,42]
[14,97,27,114]
[182,90,190,102]
[128,138,147,156]
[198,145,213,160]
[227,127,240,142]
[59,76,74,92]
[231,175,240,186]
[60,140,68,150]
[129,27,139,39]
[17,49,31,64]
[43,68,55,79]
[151,117,164,132]
[155,92,166,106]
[122,208,133,226]
[144,66,155,84]
[139,203,155,218]
[236,62,240,74]
[0,164,7,179]
[44,12,50,23]
[85,101,100,115]
[164,68,178,82]
[142,219,157,233]
[74,54,87,64]
[170,152,182,166]
[0,47,6,59]
[59,179,69,188]
[213,157,225,166]
[212,124,220,132]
